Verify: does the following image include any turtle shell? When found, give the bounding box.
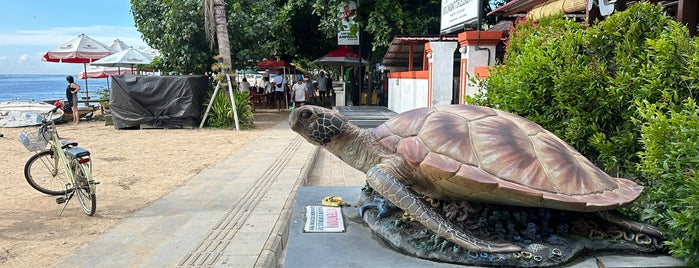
[372,105,642,212]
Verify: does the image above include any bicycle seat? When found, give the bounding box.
[61,140,78,148]
[65,147,90,159]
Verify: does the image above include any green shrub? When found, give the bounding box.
[472,2,699,264]
[636,99,699,266]
[474,3,692,177]
[203,89,254,129]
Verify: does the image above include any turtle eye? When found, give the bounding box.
[300,110,313,119]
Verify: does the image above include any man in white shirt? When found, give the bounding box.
[273,70,285,111]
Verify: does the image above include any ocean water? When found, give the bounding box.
[0,74,110,104]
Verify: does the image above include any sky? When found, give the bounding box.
[0,1,149,75]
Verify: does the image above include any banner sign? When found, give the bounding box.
[338,0,359,46]
[440,0,479,34]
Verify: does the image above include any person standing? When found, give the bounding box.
[263,76,273,108]
[292,77,307,108]
[317,71,328,104]
[65,75,80,125]
[305,75,316,105]
[273,70,286,111]
[239,78,251,94]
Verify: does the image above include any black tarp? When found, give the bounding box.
[110,75,209,129]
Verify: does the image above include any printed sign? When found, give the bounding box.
[338,0,359,46]
[303,206,345,233]
[440,0,479,34]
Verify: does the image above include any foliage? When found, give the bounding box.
[636,100,699,266]
[472,3,693,176]
[472,3,699,263]
[131,0,338,72]
[203,87,254,129]
[291,0,441,51]
[131,0,213,74]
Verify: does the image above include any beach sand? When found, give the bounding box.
[0,109,290,267]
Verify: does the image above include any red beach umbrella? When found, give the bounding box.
[42,34,113,99]
[256,56,291,69]
[313,46,369,66]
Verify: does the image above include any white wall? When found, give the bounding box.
[387,77,428,113]
[428,41,457,106]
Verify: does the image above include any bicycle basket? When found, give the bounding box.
[18,129,50,151]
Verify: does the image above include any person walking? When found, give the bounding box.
[316,71,329,104]
[305,75,316,105]
[273,70,286,111]
[65,75,80,125]
[292,76,308,108]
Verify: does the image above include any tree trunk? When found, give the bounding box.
[205,0,232,72]
[214,0,232,71]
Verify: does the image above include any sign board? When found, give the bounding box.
[338,0,359,45]
[440,0,479,34]
[303,206,345,233]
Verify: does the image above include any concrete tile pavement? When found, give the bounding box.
[57,118,343,267]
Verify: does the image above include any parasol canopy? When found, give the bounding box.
[42,33,113,99]
[78,65,135,79]
[109,39,131,52]
[313,46,369,66]
[42,33,113,64]
[256,56,291,69]
[90,47,153,70]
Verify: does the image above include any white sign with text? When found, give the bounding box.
[440,0,479,34]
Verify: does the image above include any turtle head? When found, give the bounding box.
[289,105,350,146]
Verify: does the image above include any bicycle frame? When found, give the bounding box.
[41,121,95,196]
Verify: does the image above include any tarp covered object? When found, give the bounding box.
[110,75,209,129]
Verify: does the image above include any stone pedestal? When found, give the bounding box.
[283,186,688,268]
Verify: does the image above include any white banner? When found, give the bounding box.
[440,0,479,34]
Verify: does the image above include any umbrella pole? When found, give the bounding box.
[83,63,89,105]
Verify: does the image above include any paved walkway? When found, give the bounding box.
[58,118,362,267]
[56,112,687,268]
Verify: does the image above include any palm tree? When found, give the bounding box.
[204,0,232,72]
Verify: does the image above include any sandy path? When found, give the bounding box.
[0,109,289,267]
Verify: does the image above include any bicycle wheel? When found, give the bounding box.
[24,149,71,195]
[74,162,96,216]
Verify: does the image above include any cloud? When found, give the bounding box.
[0,25,147,48]
[18,54,30,64]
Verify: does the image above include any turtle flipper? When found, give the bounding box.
[359,196,398,219]
[366,165,521,253]
[596,211,664,237]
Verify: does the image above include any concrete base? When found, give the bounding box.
[284,186,688,268]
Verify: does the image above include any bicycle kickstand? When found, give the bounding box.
[57,191,74,216]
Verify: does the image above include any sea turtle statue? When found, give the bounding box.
[289,105,664,266]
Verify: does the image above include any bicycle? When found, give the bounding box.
[18,106,98,216]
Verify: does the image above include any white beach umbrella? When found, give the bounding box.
[78,65,135,79]
[90,47,153,71]
[42,33,113,98]
[109,39,131,52]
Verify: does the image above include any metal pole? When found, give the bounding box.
[226,73,240,131]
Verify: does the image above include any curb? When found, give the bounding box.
[255,144,320,268]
